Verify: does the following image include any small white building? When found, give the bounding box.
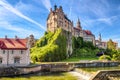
[0,35,34,67]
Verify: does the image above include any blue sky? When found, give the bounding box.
[0,0,120,46]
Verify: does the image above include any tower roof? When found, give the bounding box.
[76,18,82,30]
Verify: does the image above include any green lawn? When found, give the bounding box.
[0,73,77,80]
[62,57,98,62]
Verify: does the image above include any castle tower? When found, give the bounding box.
[98,33,102,46]
[76,18,82,30]
[27,34,35,49]
[99,33,102,42]
[54,4,57,10]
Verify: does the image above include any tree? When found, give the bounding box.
[107,39,116,50]
[76,37,83,48]
[112,53,120,61]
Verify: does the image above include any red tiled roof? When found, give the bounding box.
[0,38,28,50]
[84,30,92,35]
[73,27,80,32]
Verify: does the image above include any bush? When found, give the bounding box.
[99,55,111,61]
[72,36,98,58]
[112,53,120,61]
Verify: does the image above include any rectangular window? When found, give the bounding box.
[11,50,14,54]
[0,58,2,64]
[21,50,23,54]
[3,50,5,54]
[14,57,20,64]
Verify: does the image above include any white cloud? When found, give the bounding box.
[0,0,46,30]
[85,15,119,26]
[41,0,51,11]
[0,21,41,38]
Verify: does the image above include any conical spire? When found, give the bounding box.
[76,18,82,30]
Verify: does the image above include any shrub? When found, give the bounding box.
[99,55,111,61]
[112,53,120,61]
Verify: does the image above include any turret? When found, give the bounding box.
[99,33,102,42]
[59,6,63,11]
[27,34,35,48]
[54,4,57,11]
[76,18,82,30]
[98,33,102,46]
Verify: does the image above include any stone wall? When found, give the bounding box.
[0,63,74,77]
[0,61,119,77]
[0,49,30,67]
[75,61,120,68]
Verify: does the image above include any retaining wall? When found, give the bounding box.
[74,61,120,68]
[0,61,119,77]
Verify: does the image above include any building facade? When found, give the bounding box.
[95,34,107,49]
[95,34,118,49]
[47,5,73,33]
[73,19,95,45]
[0,35,34,67]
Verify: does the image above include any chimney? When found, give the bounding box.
[5,35,7,39]
[15,35,18,40]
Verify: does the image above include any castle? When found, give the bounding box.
[47,5,95,56]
